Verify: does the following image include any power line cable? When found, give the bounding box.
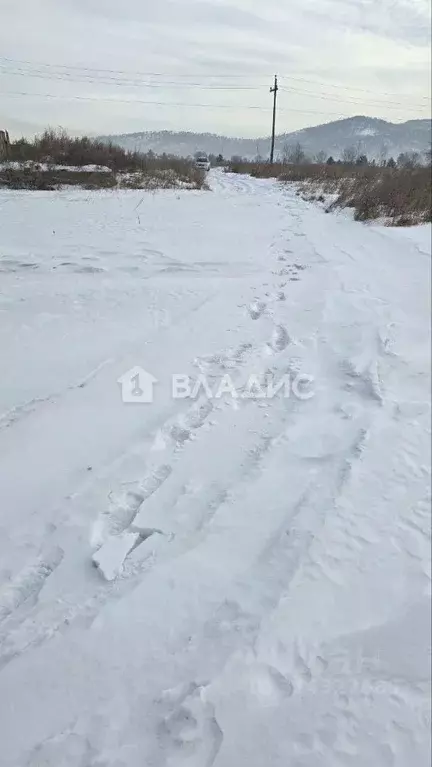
[0,56,273,80]
[0,65,264,90]
[1,55,430,101]
[1,65,429,112]
[280,86,431,110]
[1,89,424,122]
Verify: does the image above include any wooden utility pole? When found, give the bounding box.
[269,75,278,164]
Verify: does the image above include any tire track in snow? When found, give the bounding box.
[91,463,173,549]
[0,546,64,624]
[0,341,278,661]
[90,391,221,578]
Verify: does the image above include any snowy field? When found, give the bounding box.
[0,171,430,766]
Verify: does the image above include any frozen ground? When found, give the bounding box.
[0,171,430,766]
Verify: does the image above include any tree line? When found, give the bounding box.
[225,142,431,169]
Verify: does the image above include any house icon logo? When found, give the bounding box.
[117,366,158,404]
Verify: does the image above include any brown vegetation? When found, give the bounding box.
[0,166,117,191]
[227,160,431,225]
[0,130,206,190]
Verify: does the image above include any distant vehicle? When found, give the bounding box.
[195,152,210,172]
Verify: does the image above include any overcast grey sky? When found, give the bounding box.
[1,0,430,138]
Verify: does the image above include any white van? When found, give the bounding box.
[195,152,210,172]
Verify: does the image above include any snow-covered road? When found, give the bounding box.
[0,171,430,766]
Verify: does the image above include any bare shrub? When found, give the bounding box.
[3,129,204,190]
[225,158,431,226]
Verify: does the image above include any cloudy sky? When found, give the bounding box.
[1,0,430,138]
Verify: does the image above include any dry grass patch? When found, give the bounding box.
[226,160,431,225]
[1,130,206,191]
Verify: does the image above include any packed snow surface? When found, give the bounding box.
[0,171,430,766]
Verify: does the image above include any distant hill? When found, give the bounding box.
[98,116,431,162]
